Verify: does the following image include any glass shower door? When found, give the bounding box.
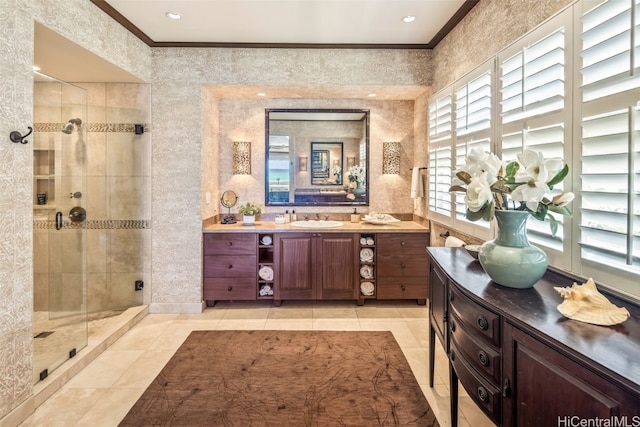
[33,74,88,383]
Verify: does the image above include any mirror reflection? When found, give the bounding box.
[311,142,343,185]
[265,109,369,206]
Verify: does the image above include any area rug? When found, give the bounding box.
[119,330,439,426]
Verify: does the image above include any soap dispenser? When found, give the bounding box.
[350,208,360,223]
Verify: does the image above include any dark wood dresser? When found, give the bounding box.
[428,247,640,427]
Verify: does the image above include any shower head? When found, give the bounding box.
[61,118,82,134]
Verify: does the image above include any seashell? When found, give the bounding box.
[554,278,630,326]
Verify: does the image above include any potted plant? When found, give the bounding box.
[237,202,262,226]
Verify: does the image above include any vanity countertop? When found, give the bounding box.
[203,220,429,233]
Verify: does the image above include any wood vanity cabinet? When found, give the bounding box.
[203,233,257,306]
[376,233,429,304]
[273,232,358,303]
[428,247,640,427]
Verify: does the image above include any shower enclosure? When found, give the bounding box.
[33,73,88,384]
[33,71,150,384]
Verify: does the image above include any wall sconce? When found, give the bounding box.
[382,141,401,174]
[299,156,308,171]
[347,156,356,168]
[233,141,251,175]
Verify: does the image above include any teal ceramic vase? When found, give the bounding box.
[478,210,548,289]
[353,181,366,198]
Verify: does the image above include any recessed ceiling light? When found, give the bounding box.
[257,92,266,97]
[32,65,41,71]
[367,93,377,97]
[165,12,181,20]
[402,15,416,23]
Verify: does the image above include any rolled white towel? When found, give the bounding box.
[445,236,466,247]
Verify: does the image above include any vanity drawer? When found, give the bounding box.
[204,233,257,255]
[450,310,501,385]
[377,255,428,277]
[377,278,427,299]
[203,278,256,300]
[451,342,501,425]
[203,255,257,278]
[449,284,500,347]
[377,233,429,256]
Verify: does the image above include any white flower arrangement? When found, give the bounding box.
[333,165,341,176]
[449,147,574,236]
[347,165,365,183]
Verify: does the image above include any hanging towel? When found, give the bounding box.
[410,167,425,199]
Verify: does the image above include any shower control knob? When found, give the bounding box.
[68,206,86,222]
[70,191,82,199]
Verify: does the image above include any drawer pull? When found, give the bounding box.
[478,351,489,366]
[503,378,511,398]
[226,241,233,246]
[227,264,233,269]
[227,286,233,291]
[477,386,489,403]
[450,319,456,332]
[477,315,489,331]
[401,241,406,246]
[401,285,406,291]
[400,262,406,268]
[448,290,454,301]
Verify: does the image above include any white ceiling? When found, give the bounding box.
[98,0,471,47]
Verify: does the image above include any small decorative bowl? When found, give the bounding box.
[465,244,481,260]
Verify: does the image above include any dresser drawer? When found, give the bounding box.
[449,284,500,347]
[203,255,256,278]
[451,342,501,425]
[377,255,428,277]
[204,233,257,255]
[377,233,429,256]
[377,278,427,299]
[450,310,500,385]
[203,278,256,300]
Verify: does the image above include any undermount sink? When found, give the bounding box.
[290,220,344,228]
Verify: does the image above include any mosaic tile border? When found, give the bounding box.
[33,123,149,133]
[33,219,150,230]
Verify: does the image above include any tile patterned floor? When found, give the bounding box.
[19,300,495,427]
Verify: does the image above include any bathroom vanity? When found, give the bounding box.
[427,247,640,427]
[202,221,429,306]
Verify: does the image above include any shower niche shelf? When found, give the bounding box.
[33,149,56,209]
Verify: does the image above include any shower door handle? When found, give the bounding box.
[56,212,63,230]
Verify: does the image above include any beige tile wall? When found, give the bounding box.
[213,97,420,216]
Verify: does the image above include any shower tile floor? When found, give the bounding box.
[19,301,494,427]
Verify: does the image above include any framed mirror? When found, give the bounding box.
[311,142,343,185]
[265,109,369,206]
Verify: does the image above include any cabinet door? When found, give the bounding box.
[316,233,357,299]
[503,323,640,426]
[274,233,313,300]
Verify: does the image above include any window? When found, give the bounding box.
[576,0,640,296]
[498,14,572,269]
[453,63,494,236]
[428,91,454,223]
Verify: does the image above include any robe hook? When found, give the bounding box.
[9,126,33,144]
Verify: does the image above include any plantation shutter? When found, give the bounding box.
[428,91,453,222]
[498,17,570,260]
[578,0,640,280]
[454,66,493,233]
